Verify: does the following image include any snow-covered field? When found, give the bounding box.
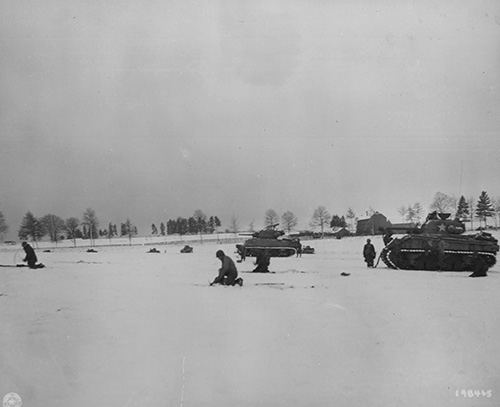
[0,234,498,407]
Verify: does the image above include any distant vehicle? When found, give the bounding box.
[302,245,315,254]
[3,241,16,245]
[180,245,193,253]
[236,224,301,261]
[380,212,499,271]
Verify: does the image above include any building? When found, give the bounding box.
[331,227,352,239]
[356,212,391,235]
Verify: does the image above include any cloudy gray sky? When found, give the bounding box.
[1,0,499,236]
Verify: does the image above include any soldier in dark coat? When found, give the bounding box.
[253,250,270,273]
[22,241,38,268]
[363,239,376,268]
[210,250,243,286]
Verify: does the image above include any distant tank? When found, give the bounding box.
[380,212,499,271]
[180,245,193,253]
[236,224,301,261]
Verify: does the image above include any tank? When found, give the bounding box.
[236,224,301,260]
[380,212,499,271]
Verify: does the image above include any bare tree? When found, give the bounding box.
[398,206,407,221]
[345,207,356,232]
[429,192,456,213]
[281,210,298,233]
[412,202,423,223]
[399,203,424,224]
[41,214,66,243]
[123,218,136,245]
[0,211,8,241]
[229,215,239,234]
[264,209,279,227]
[493,197,500,228]
[65,217,80,247]
[467,196,476,230]
[310,206,331,237]
[366,207,376,217]
[82,208,99,247]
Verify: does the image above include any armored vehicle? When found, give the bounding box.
[236,224,301,261]
[380,212,499,271]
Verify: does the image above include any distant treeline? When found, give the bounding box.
[159,214,221,236]
[1,190,498,244]
[3,208,223,246]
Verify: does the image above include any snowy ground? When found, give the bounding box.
[0,234,499,407]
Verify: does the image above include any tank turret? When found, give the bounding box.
[380,212,499,272]
[417,212,466,234]
[249,224,285,239]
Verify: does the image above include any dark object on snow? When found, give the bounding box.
[252,250,271,273]
[236,224,302,261]
[363,239,376,267]
[340,272,350,276]
[148,248,160,253]
[210,250,243,286]
[302,245,315,254]
[43,249,52,253]
[180,245,193,253]
[16,263,45,269]
[87,248,98,253]
[380,212,499,272]
[469,254,488,277]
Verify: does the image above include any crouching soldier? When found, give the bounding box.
[22,242,44,269]
[210,250,243,286]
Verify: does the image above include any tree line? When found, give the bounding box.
[155,211,222,236]
[1,191,499,244]
[0,208,224,245]
[12,208,139,247]
[260,207,354,237]
[398,191,500,229]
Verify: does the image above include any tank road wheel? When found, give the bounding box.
[279,249,293,257]
[395,252,412,270]
[449,254,470,271]
[413,254,428,270]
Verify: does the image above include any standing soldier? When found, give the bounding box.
[363,239,376,268]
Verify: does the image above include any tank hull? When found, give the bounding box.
[381,232,499,271]
[236,238,299,259]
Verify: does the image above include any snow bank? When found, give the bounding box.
[0,234,498,406]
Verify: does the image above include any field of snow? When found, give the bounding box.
[0,234,499,407]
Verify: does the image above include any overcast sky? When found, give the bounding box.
[1,0,499,237]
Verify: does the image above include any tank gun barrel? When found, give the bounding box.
[381,224,418,234]
[266,223,280,229]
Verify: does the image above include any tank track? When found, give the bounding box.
[236,245,297,259]
[381,246,497,271]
